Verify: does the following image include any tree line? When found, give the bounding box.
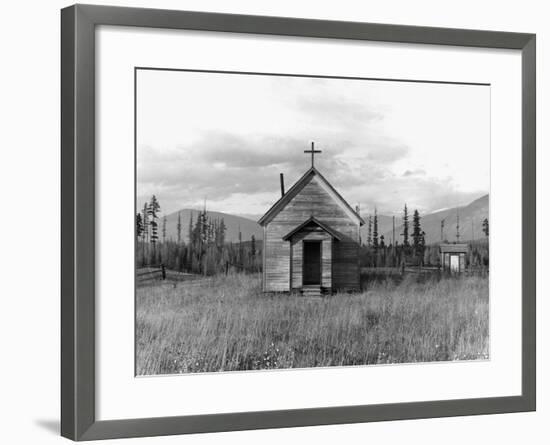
[136,195,261,275]
[135,195,489,273]
[360,205,489,268]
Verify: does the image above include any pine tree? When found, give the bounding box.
[142,202,149,243]
[136,213,144,265]
[176,212,182,244]
[402,204,409,247]
[482,218,489,237]
[195,208,209,275]
[251,234,256,257]
[412,209,422,256]
[162,215,167,243]
[191,207,214,275]
[198,208,209,246]
[136,213,143,239]
[366,215,372,246]
[373,208,379,249]
[150,220,158,248]
[141,202,149,265]
[250,234,257,271]
[148,195,161,248]
[207,217,215,243]
[218,218,226,247]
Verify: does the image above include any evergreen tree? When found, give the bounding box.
[366,215,372,246]
[162,215,167,243]
[195,208,210,275]
[217,218,226,247]
[402,204,409,247]
[136,213,143,239]
[482,218,489,237]
[250,234,256,257]
[373,208,379,249]
[148,195,161,248]
[142,202,149,243]
[140,202,149,265]
[379,235,386,266]
[176,212,182,244]
[250,234,257,271]
[150,221,158,243]
[412,209,422,256]
[148,195,160,220]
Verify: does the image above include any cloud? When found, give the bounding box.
[136,70,489,216]
[402,168,426,177]
[347,173,486,216]
[138,143,485,217]
[364,141,409,163]
[295,95,383,127]
[137,130,434,216]
[191,132,308,168]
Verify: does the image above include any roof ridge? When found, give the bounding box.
[258,167,365,226]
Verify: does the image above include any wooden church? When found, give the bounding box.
[258,144,365,296]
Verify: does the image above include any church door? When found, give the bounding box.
[303,241,322,285]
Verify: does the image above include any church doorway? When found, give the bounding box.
[303,241,322,285]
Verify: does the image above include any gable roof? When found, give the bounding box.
[282,216,343,241]
[258,167,365,227]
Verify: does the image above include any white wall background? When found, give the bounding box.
[0,0,546,443]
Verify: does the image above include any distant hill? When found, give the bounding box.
[375,194,489,245]
[159,195,488,245]
[160,209,263,243]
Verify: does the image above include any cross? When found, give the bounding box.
[304,142,322,168]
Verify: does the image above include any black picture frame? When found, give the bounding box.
[61,4,536,441]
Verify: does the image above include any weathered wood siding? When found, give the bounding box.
[264,176,360,292]
[321,238,332,289]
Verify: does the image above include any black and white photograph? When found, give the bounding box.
[135,68,490,376]
[0,0,542,442]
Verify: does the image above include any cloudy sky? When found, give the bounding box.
[137,69,489,218]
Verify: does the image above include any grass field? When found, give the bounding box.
[136,273,489,375]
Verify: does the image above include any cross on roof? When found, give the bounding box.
[304,142,322,168]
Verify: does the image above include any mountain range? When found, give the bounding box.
[376,194,489,245]
[159,194,488,245]
[160,209,263,243]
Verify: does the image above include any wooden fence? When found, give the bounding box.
[136,265,211,284]
[136,264,166,282]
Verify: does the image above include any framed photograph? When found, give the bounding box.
[61,4,536,441]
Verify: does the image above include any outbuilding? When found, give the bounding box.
[439,243,469,273]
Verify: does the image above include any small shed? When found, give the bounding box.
[439,243,469,273]
[258,165,364,295]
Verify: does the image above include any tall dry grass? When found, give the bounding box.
[136,273,489,375]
